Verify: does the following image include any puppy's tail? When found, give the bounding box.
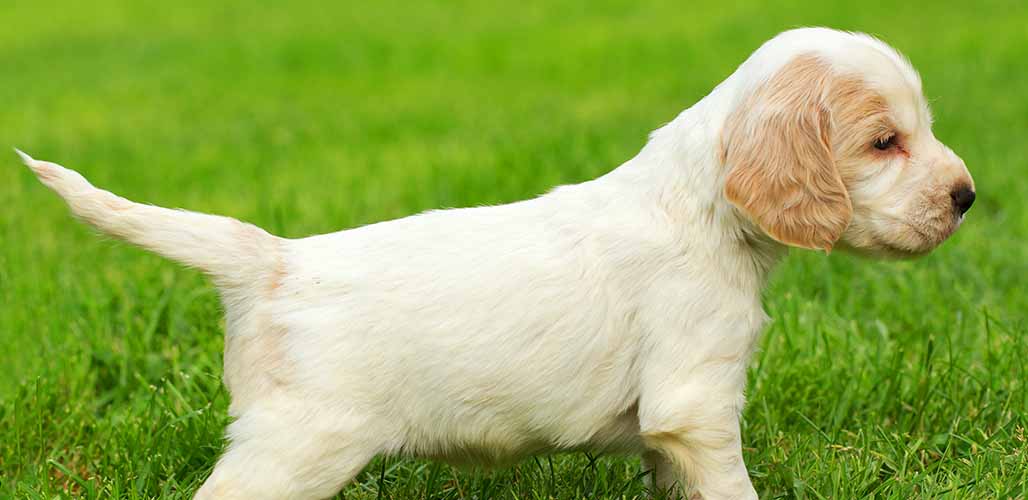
[17,149,280,290]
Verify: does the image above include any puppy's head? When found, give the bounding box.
[721,29,974,257]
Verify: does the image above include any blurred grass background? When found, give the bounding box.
[1,0,1027,498]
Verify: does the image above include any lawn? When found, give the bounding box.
[2,1,1027,498]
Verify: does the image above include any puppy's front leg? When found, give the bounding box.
[639,386,757,500]
[641,450,685,497]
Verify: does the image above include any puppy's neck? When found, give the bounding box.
[599,88,786,290]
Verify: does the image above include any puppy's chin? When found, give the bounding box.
[836,220,962,260]
[835,240,932,260]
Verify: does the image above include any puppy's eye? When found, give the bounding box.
[873,135,897,151]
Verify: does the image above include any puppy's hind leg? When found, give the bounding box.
[194,405,382,500]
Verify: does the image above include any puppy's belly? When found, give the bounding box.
[317,328,645,465]
[407,401,646,466]
[271,307,647,465]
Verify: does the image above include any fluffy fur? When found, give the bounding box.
[22,28,974,500]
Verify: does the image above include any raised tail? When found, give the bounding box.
[18,149,280,289]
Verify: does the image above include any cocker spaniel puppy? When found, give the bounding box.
[21,27,973,500]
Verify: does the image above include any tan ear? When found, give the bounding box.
[722,54,853,252]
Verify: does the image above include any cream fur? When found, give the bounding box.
[21,27,973,500]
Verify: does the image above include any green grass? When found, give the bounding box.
[2,1,1027,498]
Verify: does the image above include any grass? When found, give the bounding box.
[1,1,1027,498]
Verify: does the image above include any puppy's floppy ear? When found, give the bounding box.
[722,54,853,252]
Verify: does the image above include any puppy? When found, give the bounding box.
[22,27,974,500]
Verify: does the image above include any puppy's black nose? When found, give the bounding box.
[951,186,976,215]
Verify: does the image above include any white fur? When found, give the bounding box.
[22,28,972,500]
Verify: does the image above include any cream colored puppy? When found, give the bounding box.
[22,27,974,500]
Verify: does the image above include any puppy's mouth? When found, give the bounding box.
[888,211,965,257]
